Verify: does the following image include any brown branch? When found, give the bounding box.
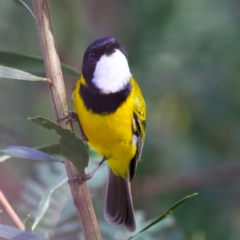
[134,163,240,196]
[0,190,24,230]
[31,1,101,239]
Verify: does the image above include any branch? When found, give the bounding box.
[0,190,24,230]
[31,1,101,239]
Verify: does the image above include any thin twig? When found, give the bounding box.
[0,190,24,230]
[31,1,101,239]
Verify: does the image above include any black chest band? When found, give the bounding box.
[79,83,132,115]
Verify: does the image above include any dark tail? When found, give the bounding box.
[104,167,136,232]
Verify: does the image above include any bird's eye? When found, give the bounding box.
[89,52,94,60]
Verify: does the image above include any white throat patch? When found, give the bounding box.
[92,49,132,93]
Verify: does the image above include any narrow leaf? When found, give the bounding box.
[24,214,33,232]
[32,173,68,230]
[0,155,10,162]
[129,193,198,239]
[0,146,64,163]
[0,51,80,77]
[0,223,48,240]
[0,65,47,81]
[0,143,60,163]
[29,117,89,175]
[14,0,35,19]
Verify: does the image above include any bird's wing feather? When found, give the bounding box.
[129,79,146,180]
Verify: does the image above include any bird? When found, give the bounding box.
[72,37,146,232]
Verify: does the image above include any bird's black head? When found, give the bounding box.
[82,37,124,86]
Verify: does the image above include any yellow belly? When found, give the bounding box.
[73,77,136,178]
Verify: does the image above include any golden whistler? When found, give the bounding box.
[73,37,146,231]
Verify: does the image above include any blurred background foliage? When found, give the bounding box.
[1,0,240,239]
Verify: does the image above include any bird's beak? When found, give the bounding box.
[106,42,119,55]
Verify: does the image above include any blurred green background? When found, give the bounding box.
[1,0,240,239]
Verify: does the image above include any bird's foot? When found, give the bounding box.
[68,157,107,182]
[57,111,78,124]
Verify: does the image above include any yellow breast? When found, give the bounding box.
[73,76,137,177]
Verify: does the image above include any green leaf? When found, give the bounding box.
[24,214,33,232]
[0,51,80,77]
[129,193,198,240]
[36,143,61,155]
[32,173,68,230]
[60,62,81,77]
[14,0,35,19]
[0,146,64,163]
[0,223,48,240]
[29,117,89,175]
[0,65,48,81]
